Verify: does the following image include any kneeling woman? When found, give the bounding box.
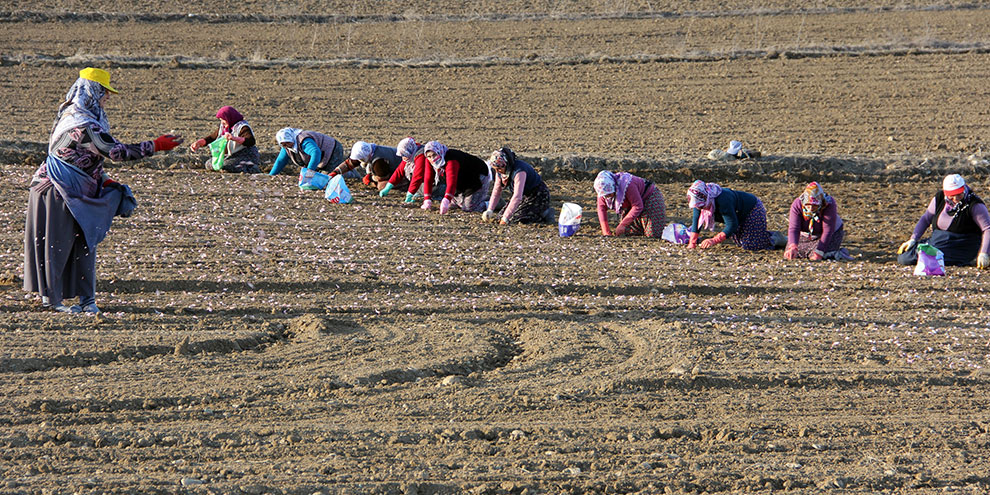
[593,171,666,237]
[422,141,490,214]
[896,174,990,268]
[269,127,343,176]
[189,106,260,173]
[483,147,551,224]
[686,180,778,250]
[784,182,852,261]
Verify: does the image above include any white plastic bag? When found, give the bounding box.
[299,168,329,190]
[324,175,353,204]
[914,243,945,276]
[558,202,582,237]
[662,222,690,244]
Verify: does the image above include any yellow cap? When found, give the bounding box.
[78,67,118,94]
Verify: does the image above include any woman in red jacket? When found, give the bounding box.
[421,141,490,214]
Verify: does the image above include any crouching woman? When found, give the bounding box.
[896,174,990,268]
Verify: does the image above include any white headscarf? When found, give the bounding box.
[276,127,302,151]
[350,141,374,162]
[424,141,448,169]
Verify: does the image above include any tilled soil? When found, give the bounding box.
[3,3,990,495]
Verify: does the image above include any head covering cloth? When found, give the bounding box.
[688,180,723,231]
[488,147,516,182]
[350,141,374,162]
[424,141,448,170]
[595,171,635,213]
[215,106,244,133]
[50,77,110,149]
[275,127,302,151]
[396,137,418,160]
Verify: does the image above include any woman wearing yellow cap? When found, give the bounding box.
[23,68,183,314]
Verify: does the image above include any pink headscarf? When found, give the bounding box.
[688,180,722,231]
[396,137,419,161]
[215,106,244,132]
[594,171,635,213]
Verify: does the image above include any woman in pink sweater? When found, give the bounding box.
[593,170,666,237]
[784,182,852,261]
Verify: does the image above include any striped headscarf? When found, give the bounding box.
[688,180,723,231]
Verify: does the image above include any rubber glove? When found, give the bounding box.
[153,134,183,152]
[481,210,496,223]
[189,138,207,152]
[412,192,424,200]
[783,243,798,260]
[499,219,508,225]
[404,192,416,203]
[699,231,727,249]
[897,238,916,255]
[978,253,990,270]
[809,249,824,261]
[379,183,394,197]
[421,199,432,210]
[439,197,451,215]
[328,171,339,178]
[687,231,699,249]
[362,174,373,186]
[223,132,245,144]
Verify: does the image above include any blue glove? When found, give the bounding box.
[379,183,394,197]
[404,192,416,203]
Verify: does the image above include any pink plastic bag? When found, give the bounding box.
[913,243,945,276]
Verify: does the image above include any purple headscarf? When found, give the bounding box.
[215,106,244,132]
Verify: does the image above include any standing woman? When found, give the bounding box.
[189,105,260,173]
[593,170,666,237]
[482,147,552,224]
[686,180,782,250]
[421,141,490,214]
[24,68,183,313]
[784,182,852,261]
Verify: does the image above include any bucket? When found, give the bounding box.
[558,202,582,237]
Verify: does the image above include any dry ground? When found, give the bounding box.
[2,2,990,494]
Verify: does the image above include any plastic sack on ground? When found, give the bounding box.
[324,175,353,204]
[558,202,582,237]
[662,222,690,244]
[299,168,329,191]
[914,243,945,276]
[208,137,227,171]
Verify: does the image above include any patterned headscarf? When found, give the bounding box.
[488,147,516,182]
[595,171,635,213]
[350,141,374,162]
[396,137,418,159]
[688,180,723,231]
[275,127,302,151]
[50,77,110,148]
[424,141,448,169]
[799,182,830,221]
[215,106,244,133]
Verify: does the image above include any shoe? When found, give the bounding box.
[830,249,854,261]
[541,207,556,223]
[81,303,100,314]
[769,231,787,249]
[54,304,81,314]
[41,296,51,308]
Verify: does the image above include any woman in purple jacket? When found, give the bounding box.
[896,174,990,268]
[783,182,852,261]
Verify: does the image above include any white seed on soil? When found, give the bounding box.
[563,467,581,474]
[180,477,203,486]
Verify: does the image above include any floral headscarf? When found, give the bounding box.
[799,182,830,220]
[424,141,448,169]
[50,77,110,149]
[488,147,516,183]
[687,180,723,231]
[595,171,634,213]
[275,127,302,151]
[396,137,418,160]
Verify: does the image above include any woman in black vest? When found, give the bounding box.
[896,174,990,268]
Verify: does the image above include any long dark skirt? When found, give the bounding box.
[500,182,551,224]
[23,186,96,305]
[220,146,261,174]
